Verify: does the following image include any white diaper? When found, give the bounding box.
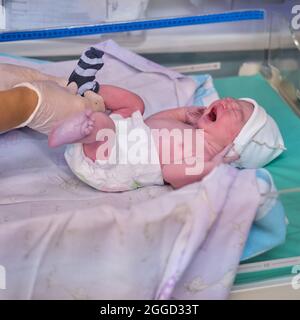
[64,111,164,192]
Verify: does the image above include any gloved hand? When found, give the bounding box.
[15,80,105,135]
[0,63,67,90]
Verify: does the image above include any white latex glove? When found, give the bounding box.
[0,63,67,90]
[15,80,105,135]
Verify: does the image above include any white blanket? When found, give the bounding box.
[0,128,261,299]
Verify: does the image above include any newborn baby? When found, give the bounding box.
[49,95,285,191]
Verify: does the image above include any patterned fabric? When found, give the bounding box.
[67,47,104,96]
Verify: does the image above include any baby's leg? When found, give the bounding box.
[48,110,115,148]
[99,85,145,117]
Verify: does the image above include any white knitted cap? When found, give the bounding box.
[228,98,286,168]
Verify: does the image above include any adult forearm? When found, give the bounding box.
[0,87,38,132]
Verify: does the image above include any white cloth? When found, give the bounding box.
[229,98,285,168]
[0,143,262,300]
[64,111,164,192]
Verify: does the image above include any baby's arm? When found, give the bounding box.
[146,106,205,125]
[99,85,145,118]
[162,162,207,189]
[162,145,238,189]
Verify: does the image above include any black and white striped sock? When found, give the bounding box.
[68,47,104,96]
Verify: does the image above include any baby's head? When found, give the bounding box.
[197,97,285,168]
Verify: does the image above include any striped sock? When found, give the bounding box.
[68,47,104,96]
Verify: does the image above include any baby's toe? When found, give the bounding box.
[83,127,92,135]
[87,122,95,133]
[85,108,94,118]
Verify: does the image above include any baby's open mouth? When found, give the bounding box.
[207,106,217,122]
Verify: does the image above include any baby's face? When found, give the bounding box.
[197,98,253,147]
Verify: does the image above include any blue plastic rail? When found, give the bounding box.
[0,10,264,42]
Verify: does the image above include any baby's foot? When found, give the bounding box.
[48,109,95,148]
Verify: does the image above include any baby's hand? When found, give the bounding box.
[186,107,206,127]
[211,144,240,167]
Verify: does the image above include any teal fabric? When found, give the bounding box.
[214,74,300,284]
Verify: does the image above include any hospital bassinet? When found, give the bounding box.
[0,0,300,299]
